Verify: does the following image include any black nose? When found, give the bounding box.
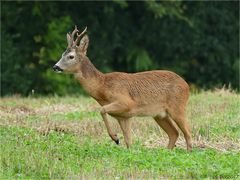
[53,65,63,72]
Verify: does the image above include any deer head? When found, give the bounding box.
[53,26,89,73]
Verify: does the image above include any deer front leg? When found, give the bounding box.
[116,118,132,148]
[100,102,129,145]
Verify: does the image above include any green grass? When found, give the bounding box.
[0,90,240,179]
[1,127,239,179]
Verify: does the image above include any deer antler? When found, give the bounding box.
[72,26,87,47]
[67,26,87,48]
[71,25,79,40]
[67,25,79,48]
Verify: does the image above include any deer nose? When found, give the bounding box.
[53,65,63,72]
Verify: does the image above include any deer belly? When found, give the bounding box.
[130,104,166,117]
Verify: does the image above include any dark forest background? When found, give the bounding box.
[1,1,239,96]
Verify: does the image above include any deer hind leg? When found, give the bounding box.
[169,111,192,151]
[100,102,129,145]
[116,118,132,148]
[154,115,179,150]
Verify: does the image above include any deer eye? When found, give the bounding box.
[69,55,74,59]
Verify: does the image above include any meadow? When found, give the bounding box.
[0,89,239,179]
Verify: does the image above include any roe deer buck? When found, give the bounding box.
[53,26,192,151]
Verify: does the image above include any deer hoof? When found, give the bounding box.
[114,139,120,145]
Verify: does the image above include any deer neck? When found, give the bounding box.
[74,57,104,98]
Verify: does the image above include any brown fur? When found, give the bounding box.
[54,27,192,151]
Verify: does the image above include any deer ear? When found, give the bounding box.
[79,35,89,55]
[66,33,71,47]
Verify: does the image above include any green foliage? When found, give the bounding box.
[127,48,153,71]
[1,1,239,95]
[42,16,73,62]
[1,29,32,95]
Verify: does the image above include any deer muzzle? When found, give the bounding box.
[53,65,63,73]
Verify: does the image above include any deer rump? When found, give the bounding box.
[97,70,189,118]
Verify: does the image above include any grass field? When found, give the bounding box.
[0,89,240,179]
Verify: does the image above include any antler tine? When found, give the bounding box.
[73,26,87,47]
[71,25,79,40]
